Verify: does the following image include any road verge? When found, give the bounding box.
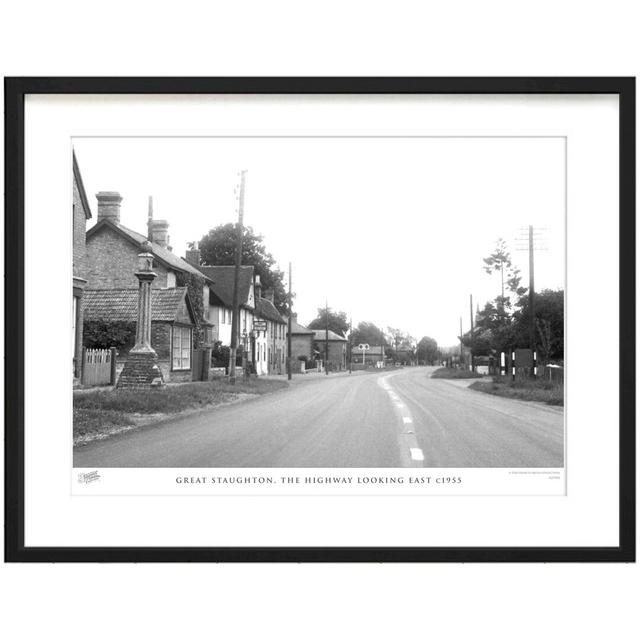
[468,377,564,406]
[74,378,288,446]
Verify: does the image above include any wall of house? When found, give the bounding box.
[213,305,232,345]
[73,177,89,381]
[254,329,268,375]
[73,179,88,280]
[290,334,313,361]
[252,320,288,375]
[315,341,347,370]
[270,321,287,374]
[86,226,170,289]
[114,322,192,383]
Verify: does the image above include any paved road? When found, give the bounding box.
[74,367,564,468]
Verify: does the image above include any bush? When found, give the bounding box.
[211,342,230,367]
[84,320,135,350]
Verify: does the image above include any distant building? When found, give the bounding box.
[351,344,385,365]
[289,314,315,363]
[195,264,256,349]
[312,329,347,371]
[253,279,287,375]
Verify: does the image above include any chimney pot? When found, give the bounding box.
[96,191,122,224]
[254,275,262,299]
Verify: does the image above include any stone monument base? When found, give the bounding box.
[116,351,165,389]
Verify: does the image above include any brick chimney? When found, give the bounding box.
[150,220,170,248]
[96,191,122,224]
[263,288,275,304]
[185,242,201,266]
[146,195,170,249]
[254,275,262,299]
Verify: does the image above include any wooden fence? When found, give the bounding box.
[538,365,564,384]
[82,347,116,386]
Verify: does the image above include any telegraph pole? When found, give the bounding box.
[469,294,474,333]
[469,294,474,371]
[348,316,353,374]
[516,225,548,378]
[528,224,536,362]
[459,316,464,367]
[287,262,292,381]
[229,170,246,385]
[324,299,329,375]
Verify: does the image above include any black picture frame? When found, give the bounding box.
[4,77,635,563]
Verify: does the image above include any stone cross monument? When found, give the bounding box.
[116,243,165,388]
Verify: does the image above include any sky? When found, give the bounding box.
[73,136,565,346]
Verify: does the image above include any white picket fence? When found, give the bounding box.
[82,348,115,386]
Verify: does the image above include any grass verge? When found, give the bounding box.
[74,378,288,445]
[430,367,483,379]
[469,377,564,406]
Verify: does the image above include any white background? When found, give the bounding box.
[1,2,638,639]
[26,94,610,546]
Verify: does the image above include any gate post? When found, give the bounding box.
[81,347,87,386]
[110,347,117,385]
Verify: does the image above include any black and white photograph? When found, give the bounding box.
[7,78,632,562]
[71,135,565,474]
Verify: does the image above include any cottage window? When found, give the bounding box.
[172,326,192,370]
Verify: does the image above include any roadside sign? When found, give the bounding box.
[357,343,370,365]
[253,320,267,332]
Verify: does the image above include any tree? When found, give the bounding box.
[483,238,526,311]
[465,300,515,354]
[199,224,289,313]
[385,327,416,362]
[416,336,439,364]
[463,289,564,363]
[307,307,349,336]
[386,327,415,350]
[511,289,564,363]
[351,321,386,347]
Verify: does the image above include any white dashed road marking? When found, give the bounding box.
[377,373,424,468]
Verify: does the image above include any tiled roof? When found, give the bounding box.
[290,319,314,334]
[256,297,286,324]
[116,223,207,278]
[197,265,254,308]
[312,329,347,342]
[87,219,207,279]
[83,287,193,323]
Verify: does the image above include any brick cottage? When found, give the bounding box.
[83,287,197,383]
